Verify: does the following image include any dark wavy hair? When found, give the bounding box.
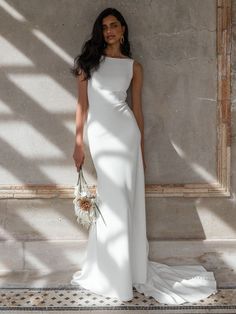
[70,7,132,80]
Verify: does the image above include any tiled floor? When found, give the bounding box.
[0,269,234,312]
[2,312,233,314]
[0,286,236,313]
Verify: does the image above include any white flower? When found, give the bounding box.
[73,168,106,229]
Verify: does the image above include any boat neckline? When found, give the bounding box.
[103,55,131,60]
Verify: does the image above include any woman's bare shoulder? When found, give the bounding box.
[132,59,143,75]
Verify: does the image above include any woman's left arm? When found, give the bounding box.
[131,60,146,171]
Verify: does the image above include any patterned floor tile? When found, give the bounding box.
[0,286,235,312]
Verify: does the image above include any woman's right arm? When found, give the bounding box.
[73,70,89,171]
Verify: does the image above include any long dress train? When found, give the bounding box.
[70,55,217,304]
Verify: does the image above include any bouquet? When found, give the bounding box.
[73,166,106,229]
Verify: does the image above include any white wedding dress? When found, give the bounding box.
[70,55,218,304]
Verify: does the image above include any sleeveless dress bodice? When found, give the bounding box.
[86,56,140,144]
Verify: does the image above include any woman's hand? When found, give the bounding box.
[73,144,85,171]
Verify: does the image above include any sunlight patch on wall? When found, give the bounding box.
[0,166,20,184]
[196,206,236,238]
[171,140,217,182]
[220,252,236,268]
[63,120,75,133]
[171,141,186,158]
[24,253,51,272]
[7,74,76,113]
[39,165,76,184]
[32,29,73,65]
[17,209,81,239]
[0,0,26,22]
[229,192,236,204]
[0,121,64,158]
[0,227,16,241]
[191,162,216,182]
[0,36,33,66]
[0,99,13,113]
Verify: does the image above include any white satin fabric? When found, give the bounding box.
[70,55,217,304]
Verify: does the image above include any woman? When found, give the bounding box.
[70,7,217,304]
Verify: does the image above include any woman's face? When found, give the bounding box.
[102,15,125,45]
